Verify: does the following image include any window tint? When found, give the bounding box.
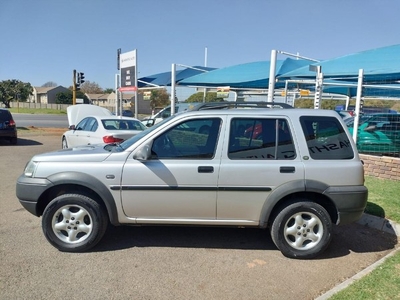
[76,118,89,130]
[84,118,97,132]
[228,118,296,160]
[102,119,146,131]
[0,110,12,122]
[152,118,221,159]
[300,116,354,159]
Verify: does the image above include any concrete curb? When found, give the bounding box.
[316,214,400,300]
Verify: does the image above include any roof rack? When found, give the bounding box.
[190,101,293,111]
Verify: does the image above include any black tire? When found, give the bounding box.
[271,201,332,259]
[61,136,68,149]
[42,194,108,252]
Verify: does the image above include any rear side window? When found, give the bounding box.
[300,116,354,159]
[228,118,296,160]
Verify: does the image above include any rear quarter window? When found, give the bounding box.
[300,116,354,159]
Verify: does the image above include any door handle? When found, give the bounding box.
[280,166,295,173]
[198,166,214,173]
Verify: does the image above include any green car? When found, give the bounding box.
[347,113,400,156]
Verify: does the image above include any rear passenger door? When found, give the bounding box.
[217,117,305,224]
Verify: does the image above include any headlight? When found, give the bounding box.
[24,161,38,177]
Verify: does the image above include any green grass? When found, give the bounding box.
[9,107,67,114]
[330,251,400,300]
[329,176,400,299]
[364,176,400,223]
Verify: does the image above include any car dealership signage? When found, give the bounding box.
[119,50,137,92]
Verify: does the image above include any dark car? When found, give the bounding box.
[122,110,134,117]
[0,108,17,144]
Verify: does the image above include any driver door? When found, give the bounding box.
[121,117,223,223]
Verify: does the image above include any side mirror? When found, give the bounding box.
[146,119,155,127]
[142,118,155,127]
[69,125,76,130]
[133,141,153,161]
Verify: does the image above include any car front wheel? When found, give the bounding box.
[42,194,108,252]
[271,201,332,259]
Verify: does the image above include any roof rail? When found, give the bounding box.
[190,101,293,111]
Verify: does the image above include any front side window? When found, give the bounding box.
[228,118,296,160]
[75,118,89,130]
[300,116,354,159]
[152,118,221,159]
[84,118,98,132]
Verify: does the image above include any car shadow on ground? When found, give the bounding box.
[95,226,276,252]
[0,138,43,146]
[92,223,398,259]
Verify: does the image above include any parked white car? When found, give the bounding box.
[62,105,146,148]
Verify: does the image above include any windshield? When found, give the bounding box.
[114,115,176,151]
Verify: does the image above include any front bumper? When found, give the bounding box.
[16,175,54,216]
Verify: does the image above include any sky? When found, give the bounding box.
[1,0,399,97]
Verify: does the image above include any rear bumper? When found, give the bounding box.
[324,185,368,225]
[0,128,17,138]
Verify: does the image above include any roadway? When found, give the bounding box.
[13,113,68,128]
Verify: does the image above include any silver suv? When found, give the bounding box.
[16,104,368,259]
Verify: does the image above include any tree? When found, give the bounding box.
[55,91,73,104]
[80,81,103,94]
[0,79,33,108]
[186,91,224,103]
[42,81,58,87]
[103,88,114,94]
[149,89,170,110]
[55,91,89,104]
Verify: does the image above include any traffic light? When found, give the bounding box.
[75,72,85,91]
[78,72,85,85]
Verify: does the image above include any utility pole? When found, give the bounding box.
[73,69,77,105]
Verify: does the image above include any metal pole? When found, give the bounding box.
[345,95,350,110]
[171,64,176,115]
[72,69,77,105]
[203,47,207,103]
[352,69,364,143]
[267,50,277,102]
[115,74,119,115]
[313,66,323,109]
[284,80,288,104]
[134,49,138,119]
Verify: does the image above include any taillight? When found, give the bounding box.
[103,136,124,144]
[9,119,16,127]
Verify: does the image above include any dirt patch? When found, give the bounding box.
[17,126,66,136]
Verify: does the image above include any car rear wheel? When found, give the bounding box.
[42,194,108,252]
[10,137,17,145]
[271,201,332,259]
[62,136,68,149]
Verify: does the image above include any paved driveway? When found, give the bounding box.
[0,133,398,300]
